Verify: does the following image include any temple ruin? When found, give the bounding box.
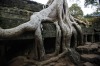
[0,0,100,66]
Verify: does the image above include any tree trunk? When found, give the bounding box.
[0,0,83,65]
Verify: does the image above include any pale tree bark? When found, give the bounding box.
[0,0,58,60]
[46,21,61,57]
[44,0,83,49]
[28,25,45,60]
[0,22,34,38]
[0,0,58,38]
[34,25,45,60]
[57,0,72,51]
[43,0,61,56]
[69,14,83,46]
[54,22,61,55]
[0,0,83,65]
[71,26,78,48]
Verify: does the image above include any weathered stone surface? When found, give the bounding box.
[0,7,32,28]
[81,54,100,65]
[83,62,94,66]
[67,48,81,65]
[77,42,100,66]
[76,43,99,54]
[97,49,100,55]
[42,22,56,38]
[43,57,75,66]
[8,58,24,66]
[0,0,43,30]
[0,0,43,12]
[0,7,56,39]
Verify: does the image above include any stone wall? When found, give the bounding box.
[82,20,100,43]
[0,0,43,12]
[0,0,43,28]
[0,1,55,65]
[0,0,56,39]
[0,7,32,28]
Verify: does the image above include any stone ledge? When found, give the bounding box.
[81,54,100,65]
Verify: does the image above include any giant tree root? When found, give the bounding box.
[12,49,68,66]
[25,49,68,66]
[45,22,61,58]
[8,48,81,66]
[1,0,83,66]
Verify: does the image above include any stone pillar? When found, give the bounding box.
[99,34,100,42]
[94,34,95,43]
[85,34,87,43]
[91,34,94,43]
[0,45,5,66]
[81,34,83,45]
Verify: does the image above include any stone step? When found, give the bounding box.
[76,43,99,54]
[81,54,100,65]
[83,62,98,66]
[97,49,100,55]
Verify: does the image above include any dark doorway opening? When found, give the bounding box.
[70,34,76,48]
[5,39,34,62]
[94,34,100,42]
[87,35,92,42]
[44,37,56,54]
[0,39,34,66]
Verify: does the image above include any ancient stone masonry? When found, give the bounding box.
[0,0,82,66]
[76,18,100,66]
[82,21,100,43]
[0,1,44,66]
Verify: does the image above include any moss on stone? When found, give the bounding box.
[0,17,28,28]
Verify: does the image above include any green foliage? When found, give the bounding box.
[84,14,100,24]
[86,17,100,23]
[84,11,99,24]
[69,3,83,18]
[84,0,100,6]
[84,0,100,11]
[84,14,93,18]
